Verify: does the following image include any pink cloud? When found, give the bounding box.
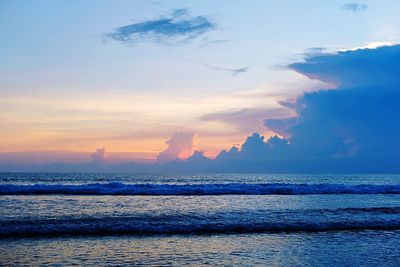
[157,132,196,163]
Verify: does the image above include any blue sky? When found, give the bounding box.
[1,0,400,166]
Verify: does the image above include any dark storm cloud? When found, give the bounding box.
[207,44,400,172]
[289,45,400,88]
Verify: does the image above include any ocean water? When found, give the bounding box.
[1,173,400,266]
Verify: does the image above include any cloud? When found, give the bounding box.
[209,44,400,171]
[278,44,400,159]
[202,107,292,133]
[264,117,297,138]
[289,45,400,88]
[341,3,368,12]
[200,63,249,76]
[186,150,212,163]
[157,132,196,163]
[4,45,400,173]
[200,38,230,47]
[216,133,289,161]
[91,147,107,164]
[106,9,215,45]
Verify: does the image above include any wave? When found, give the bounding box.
[2,206,400,238]
[1,182,400,195]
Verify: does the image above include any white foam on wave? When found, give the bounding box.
[1,182,400,195]
[2,208,400,238]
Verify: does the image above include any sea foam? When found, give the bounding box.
[1,182,400,195]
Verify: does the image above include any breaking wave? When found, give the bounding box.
[2,206,400,238]
[1,182,400,195]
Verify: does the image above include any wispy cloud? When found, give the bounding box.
[202,107,291,133]
[200,38,230,47]
[341,3,368,12]
[200,63,249,76]
[105,8,216,45]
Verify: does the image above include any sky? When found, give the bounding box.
[1,0,400,170]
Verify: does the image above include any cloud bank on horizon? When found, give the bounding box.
[163,44,400,172]
[212,44,400,171]
[105,8,215,45]
[1,44,400,173]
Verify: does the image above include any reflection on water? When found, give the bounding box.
[1,231,400,266]
[1,173,400,185]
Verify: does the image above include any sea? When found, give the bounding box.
[1,172,400,266]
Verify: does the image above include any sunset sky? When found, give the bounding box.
[1,0,400,164]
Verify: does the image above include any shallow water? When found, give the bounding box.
[2,231,400,266]
[1,173,400,265]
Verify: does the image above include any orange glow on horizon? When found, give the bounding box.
[0,131,279,163]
